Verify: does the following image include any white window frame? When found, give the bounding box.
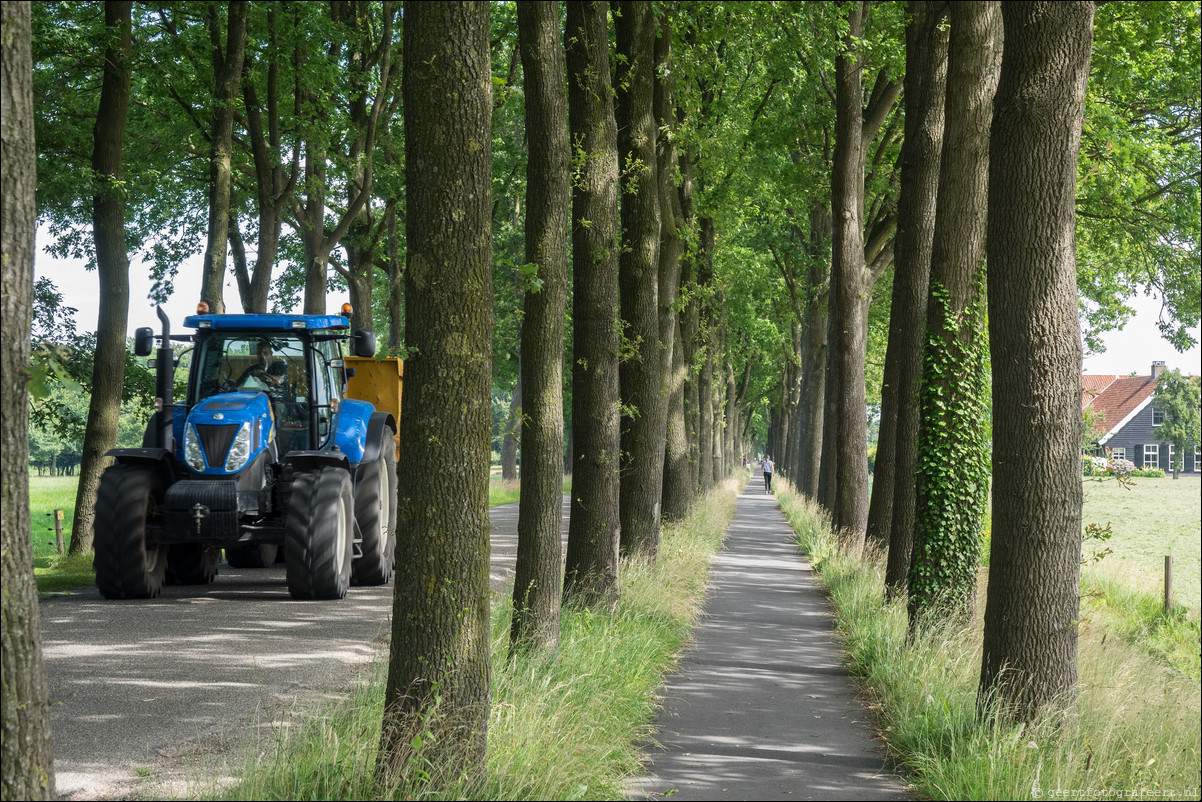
[1194,444,1200,472]
[1110,447,1125,462]
[1143,443,1159,469]
[1168,444,1175,472]
[1152,406,1164,426]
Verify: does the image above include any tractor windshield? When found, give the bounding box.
[193,334,313,450]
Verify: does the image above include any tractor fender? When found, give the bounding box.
[358,411,398,472]
[105,447,180,488]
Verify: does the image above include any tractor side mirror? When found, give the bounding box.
[134,327,155,357]
[351,328,376,358]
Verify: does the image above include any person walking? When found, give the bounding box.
[762,455,774,493]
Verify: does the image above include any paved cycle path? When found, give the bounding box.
[626,477,908,801]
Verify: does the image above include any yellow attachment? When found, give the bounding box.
[345,356,403,457]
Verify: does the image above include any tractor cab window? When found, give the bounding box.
[193,334,311,451]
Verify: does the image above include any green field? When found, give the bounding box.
[1081,476,1202,612]
[27,475,79,560]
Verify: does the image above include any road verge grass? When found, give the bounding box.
[774,478,1200,801]
[208,478,742,801]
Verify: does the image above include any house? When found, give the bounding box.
[1082,361,1200,474]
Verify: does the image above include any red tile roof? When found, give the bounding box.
[1081,374,1118,409]
[1089,375,1158,436]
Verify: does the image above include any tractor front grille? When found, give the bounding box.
[197,423,240,468]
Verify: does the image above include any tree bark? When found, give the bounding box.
[825,1,869,534]
[1,2,56,795]
[500,369,521,481]
[908,0,1000,621]
[658,10,689,522]
[379,0,492,784]
[510,0,569,653]
[615,0,663,559]
[199,1,248,314]
[563,0,622,608]
[795,204,831,498]
[879,0,948,595]
[71,0,133,556]
[979,0,1093,722]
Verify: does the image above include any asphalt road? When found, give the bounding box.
[41,497,570,800]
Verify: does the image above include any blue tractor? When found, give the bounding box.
[93,305,398,600]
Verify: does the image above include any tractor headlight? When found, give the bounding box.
[185,423,206,472]
[224,422,252,472]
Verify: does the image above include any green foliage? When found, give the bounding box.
[1152,368,1201,476]
[909,282,991,619]
[1077,2,1201,353]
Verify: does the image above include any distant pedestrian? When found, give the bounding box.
[762,455,774,493]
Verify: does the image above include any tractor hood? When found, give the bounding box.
[182,392,274,475]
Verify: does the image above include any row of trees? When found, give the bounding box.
[5,0,1199,795]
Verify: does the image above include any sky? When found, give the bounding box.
[31,232,1202,379]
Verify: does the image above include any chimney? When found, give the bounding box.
[1151,361,1166,380]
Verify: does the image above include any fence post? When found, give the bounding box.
[1164,555,1173,614]
[53,509,65,554]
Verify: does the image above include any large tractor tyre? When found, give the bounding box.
[284,467,354,600]
[94,464,168,599]
[166,544,221,585]
[352,435,398,586]
[226,543,279,568]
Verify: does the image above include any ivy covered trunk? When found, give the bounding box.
[879,0,948,594]
[379,0,493,784]
[907,0,1000,622]
[563,0,622,608]
[980,0,1093,722]
[510,0,569,653]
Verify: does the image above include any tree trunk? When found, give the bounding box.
[796,204,831,498]
[510,0,569,653]
[979,0,1093,722]
[563,0,622,608]
[501,369,521,480]
[242,5,300,313]
[657,12,689,522]
[615,0,663,560]
[379,0,492,784]
[1,2,56,795]
[879,0,948,594]
[827,1,870,536]
[199,1,248,314]
[908,0,1000,622]
[71,0,133,556]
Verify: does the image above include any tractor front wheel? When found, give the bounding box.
[94,464,167,599]
[284,468,353,600]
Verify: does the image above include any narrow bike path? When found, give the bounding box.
[626,476,908,800]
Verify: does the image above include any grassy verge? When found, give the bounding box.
[202,478,741,801]
[774,478,1201,801]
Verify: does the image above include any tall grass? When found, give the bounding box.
[775,478,1200,801]
[210,478,742,801]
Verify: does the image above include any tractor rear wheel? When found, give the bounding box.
[352,434,397,586]
[94,464,167,599]
[284,467,353,599]
[166,544,221,585]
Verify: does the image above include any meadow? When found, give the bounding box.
[1080,475,1201,613]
